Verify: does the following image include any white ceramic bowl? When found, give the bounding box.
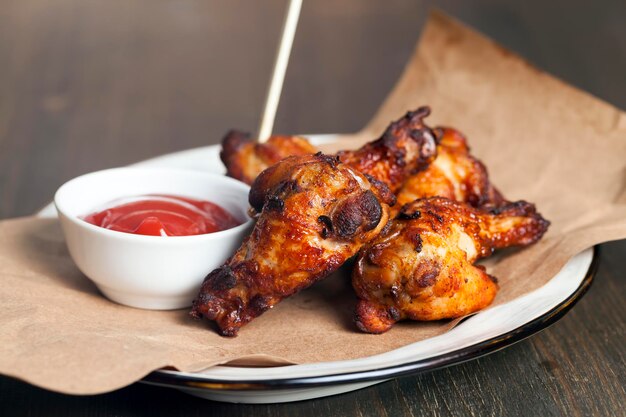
[54,167,253,310]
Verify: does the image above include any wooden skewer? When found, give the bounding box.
[257,0,303,143]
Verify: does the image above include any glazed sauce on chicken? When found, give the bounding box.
[82,194,240,236]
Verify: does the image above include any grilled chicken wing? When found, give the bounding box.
[353,197,549,334]
[190,153,394,336]
[248,107,439,214]
[337,107,439,193]
[192,108,440,336]
[221,130,317,185]
[395,127,504,210]
[221,107,440,191]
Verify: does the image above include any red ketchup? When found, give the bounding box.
[82,194,241,236]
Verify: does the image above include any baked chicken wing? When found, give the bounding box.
[190,153,394,336]
[220,130,317,185]
[248,106,440,214]
[337,107,439,193]
[192,108,440,336]
[221,107,440,190]
[395,127,504,210]
[353,197,549,334]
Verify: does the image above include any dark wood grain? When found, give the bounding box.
[0,0,624,416]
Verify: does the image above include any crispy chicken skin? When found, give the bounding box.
[192,109,441,336]
[337,107,440,193]
[353,197,550,334]
[248,106,439,214]
[395,127,505,210]
[221,106,440,192]
[190,153,394,336]
[220,130,317,185]
[248,152,397,215]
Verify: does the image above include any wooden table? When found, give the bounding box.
[1,1,624,415]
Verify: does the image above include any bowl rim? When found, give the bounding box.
[54,167,254,243]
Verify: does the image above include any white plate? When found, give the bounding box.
[37,136,595,404]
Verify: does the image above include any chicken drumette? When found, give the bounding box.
[247,107,440,213]
[395,127,505,210]
[190,153,394,336]
[191,108,440,336]
[220,107,440,193]
[353,197,549,334]
[337,107,439,193]
[221,130,317,185]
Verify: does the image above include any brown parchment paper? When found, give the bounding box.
[1,11,625,395]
